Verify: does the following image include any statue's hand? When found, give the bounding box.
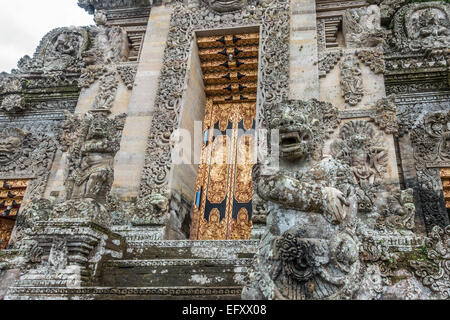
[323,187,350,223]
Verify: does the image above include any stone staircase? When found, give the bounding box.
[92,240,258,300]
[5,239,259,300]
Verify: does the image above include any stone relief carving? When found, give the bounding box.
[62,110,126,206]
[410,225,449,299]
[416,168,449,233]
[108,192,169,226]
[206,0,248,13]
[343,5,384,48]
[0,95,25,114]
[389,2,450,54]
[116,64,137,90]
[318,50,343,77]
[331,121,388,187]
[17,27,89,74]
[330,120,389,213]
[356,48,385,74]
[267,100,340,162]
[340,54,363,107]
[372,97,399,136]
[376,188,415,230]
[78,11,131,110]
[411,110,450,167]
[272,229,360,299]
[0,124,58,196]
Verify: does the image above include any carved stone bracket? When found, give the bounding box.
[356,48,385,74]
[371,97,399,136]
[319,50,343,78]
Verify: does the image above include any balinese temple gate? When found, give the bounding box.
[0,0,449,300]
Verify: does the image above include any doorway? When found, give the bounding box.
[189,31,260,240]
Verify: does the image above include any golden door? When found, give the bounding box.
[190,32,259,240]
[0,179,28,249]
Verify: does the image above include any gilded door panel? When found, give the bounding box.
[190,32,259,240]
[0,179,29,249]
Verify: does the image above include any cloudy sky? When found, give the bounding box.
[0,0,94,73]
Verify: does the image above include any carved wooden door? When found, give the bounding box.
[0,179,28,249]
[190,32,259,240]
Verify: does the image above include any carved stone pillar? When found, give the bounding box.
[289,0,320,100]
[111,5,174,200]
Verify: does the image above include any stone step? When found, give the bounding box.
[99,258,252,288]
[5,286,243,300]
[124,240,259,260]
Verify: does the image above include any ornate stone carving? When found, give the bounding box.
[340,54,363,107]
[410,225,449,299]
[242,96,367,300]
[62,110,126,205]
[0,128,26,167]
[379,0,406,25]
[389,2,450,54]
[318,50,343,77]
[0,124,58,198]
[207,0,248,13]
[47,238,68,271]
[331,121,388,187]
[330,121,389,213]
[272,229,360,299]
[267,99,340,161]
[411,110,450,167]
[78,0,152,13]
[92,70,119,111]
[108,192,169,226]
[372,97,399,136]
[17,27,89,74]
[0,95,25,114]
[343,5,384,48]
[377,189,415,230]
[416,168,449,233]
[77,13,131,109]
[117,64,137,89]
[356,48,385,74]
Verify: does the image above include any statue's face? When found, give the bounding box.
[0,136,23,164]
[87,118,107,139]
[208,0,247,13]
[271,106,316,160]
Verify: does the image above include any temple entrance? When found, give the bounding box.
[0,179,28,249]
[189,31,259,240]
[440,168,450,219]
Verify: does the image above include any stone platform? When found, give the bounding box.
[5,240,259,300]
